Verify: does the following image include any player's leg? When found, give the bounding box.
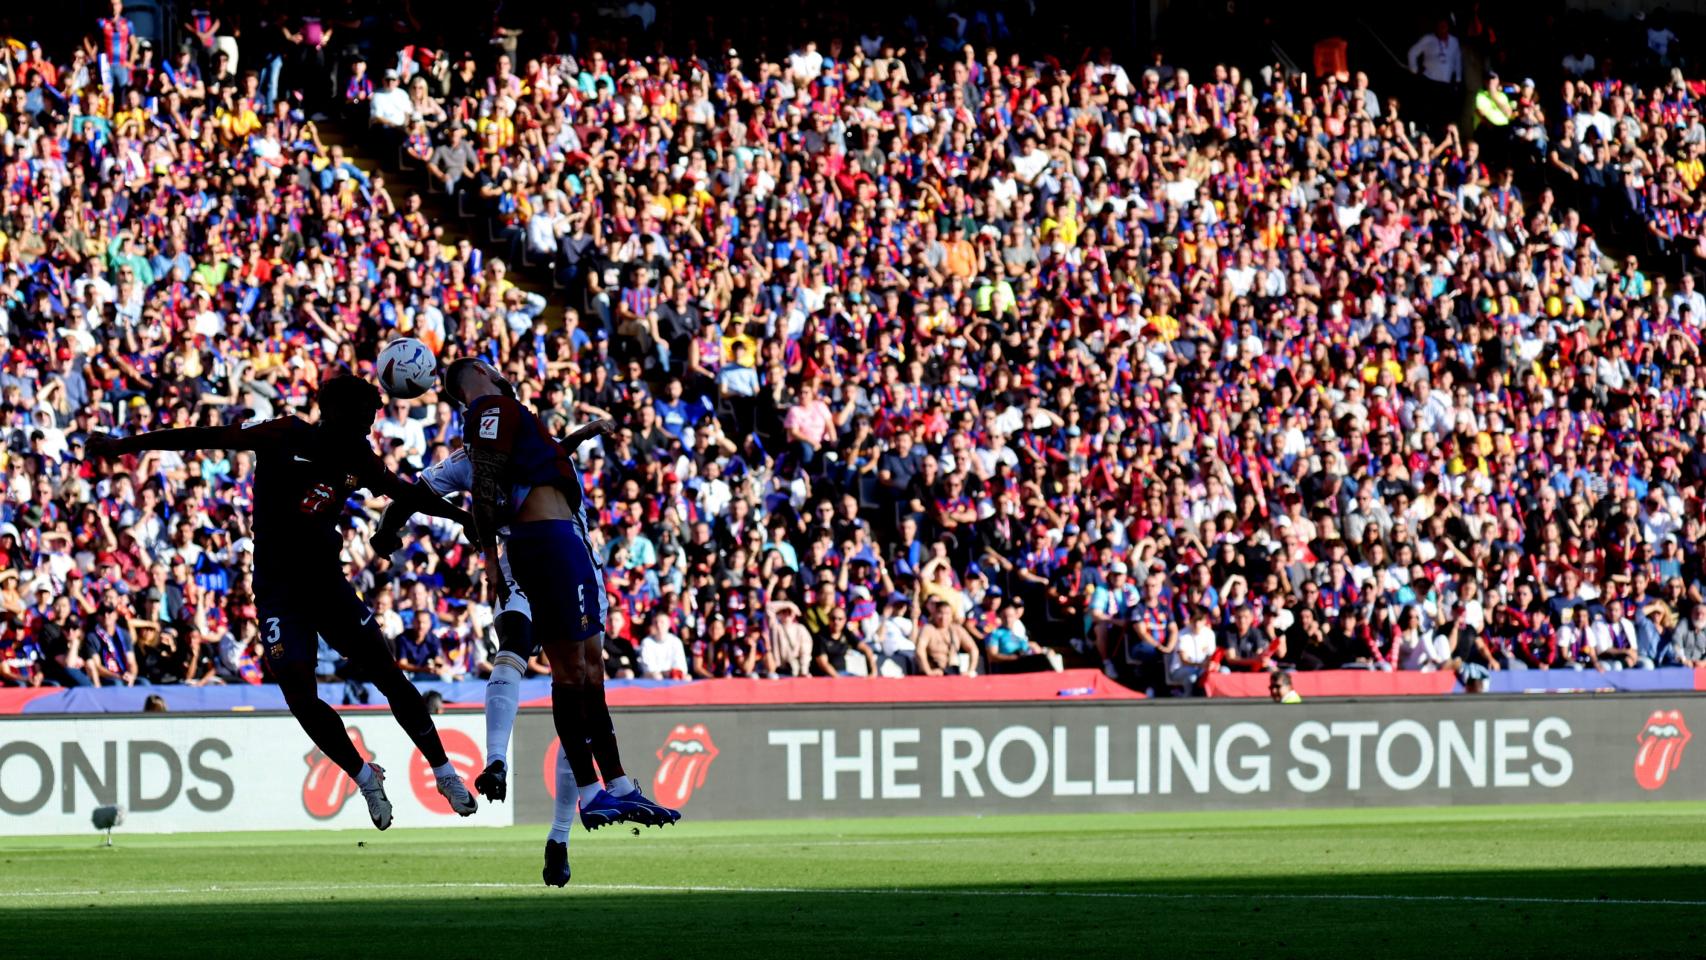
[541,636,604,819]
[323,591,477,815]
[566,580,679,828]
[577,636,630,792]
[543,748,577,888]
[476,555,533,802]
[476,611,530,802]
[507,524,603,809]
[262,606,394,829]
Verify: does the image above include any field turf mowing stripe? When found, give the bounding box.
[3,804,1704,959]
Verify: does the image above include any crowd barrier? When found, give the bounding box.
[0,693,1698,834]
[9,669,1705,714]
[0,670,1134,715]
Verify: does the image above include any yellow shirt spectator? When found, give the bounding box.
[1677,157,1704,192]
[1148,313,1180,342]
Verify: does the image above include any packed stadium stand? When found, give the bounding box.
[4,0,1706,710]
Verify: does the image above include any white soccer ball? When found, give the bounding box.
[376,338,437,400]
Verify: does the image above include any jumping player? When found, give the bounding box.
[441,358,679,869]
[373,416,612,886]
[87,376,479,828]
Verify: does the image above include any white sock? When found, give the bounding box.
[577,782,604,806]
[607,775,636,797]
[548,752,577,843]
[432,761,456,780]
[484,653,526,767]
[354,763,377,789]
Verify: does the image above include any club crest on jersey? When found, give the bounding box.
[479,410,501,440]
[345,473,360,490]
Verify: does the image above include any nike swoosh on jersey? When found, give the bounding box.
[361,611,373,625]
[293,455,314,463]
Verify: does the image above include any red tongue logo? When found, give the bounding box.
[302,728,375,819]
[1633,709,1692,791]
[654,723,719,807]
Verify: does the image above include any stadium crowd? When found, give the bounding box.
[3,2,1706,697]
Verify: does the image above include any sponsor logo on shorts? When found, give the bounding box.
[1634,709,1691,791]
[301,727,375,819]
[654,723,719,807]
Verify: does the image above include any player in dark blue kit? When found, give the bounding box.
[442,358,679,886]
[87,376,479,827]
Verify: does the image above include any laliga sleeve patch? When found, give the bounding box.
[479,410,501,440]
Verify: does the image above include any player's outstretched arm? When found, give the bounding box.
[559,417,616,450]
[371,473,475,532]
[86,422,256,459]
[370,499,415,557]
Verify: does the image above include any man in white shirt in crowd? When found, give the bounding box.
[1408,19,1462,128]
[527,195,570,262]
[787,41,824,85]
[1670,272,1706,321]
[1168,605,1218,691]
[1408,19,1463,85]
[370,69,410,130]
[639,611,688,679]
[875,592,918,674]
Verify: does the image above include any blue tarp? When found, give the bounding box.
[1482,667,1699,695]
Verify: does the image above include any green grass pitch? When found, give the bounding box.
[5,804,1706,959]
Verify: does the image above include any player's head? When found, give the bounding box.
[315,375,383,435]
[442,357,515,409]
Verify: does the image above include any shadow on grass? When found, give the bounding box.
[5,867,1705,960]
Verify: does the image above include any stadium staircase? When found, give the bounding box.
[316,118,566,328]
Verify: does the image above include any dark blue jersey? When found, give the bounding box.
[465,394,590,526]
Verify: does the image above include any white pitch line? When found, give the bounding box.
[6,880,1703,909]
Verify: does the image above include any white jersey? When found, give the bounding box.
[420,450,531,620]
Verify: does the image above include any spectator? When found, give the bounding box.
[765,600,813,677]
[37,596,92,688]
[396,609,442,678]
[875,592,920,675]
[811,608,877,677]
[371,69,410,131]
[1673,605,1706,668]
[638,612,688,680]
[985,599,1054,674]
[915,601,980,677]
[88,604,142,687]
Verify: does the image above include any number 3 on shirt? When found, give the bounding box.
[264,617,285,660]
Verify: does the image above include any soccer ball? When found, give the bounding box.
[376,338,437,399]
